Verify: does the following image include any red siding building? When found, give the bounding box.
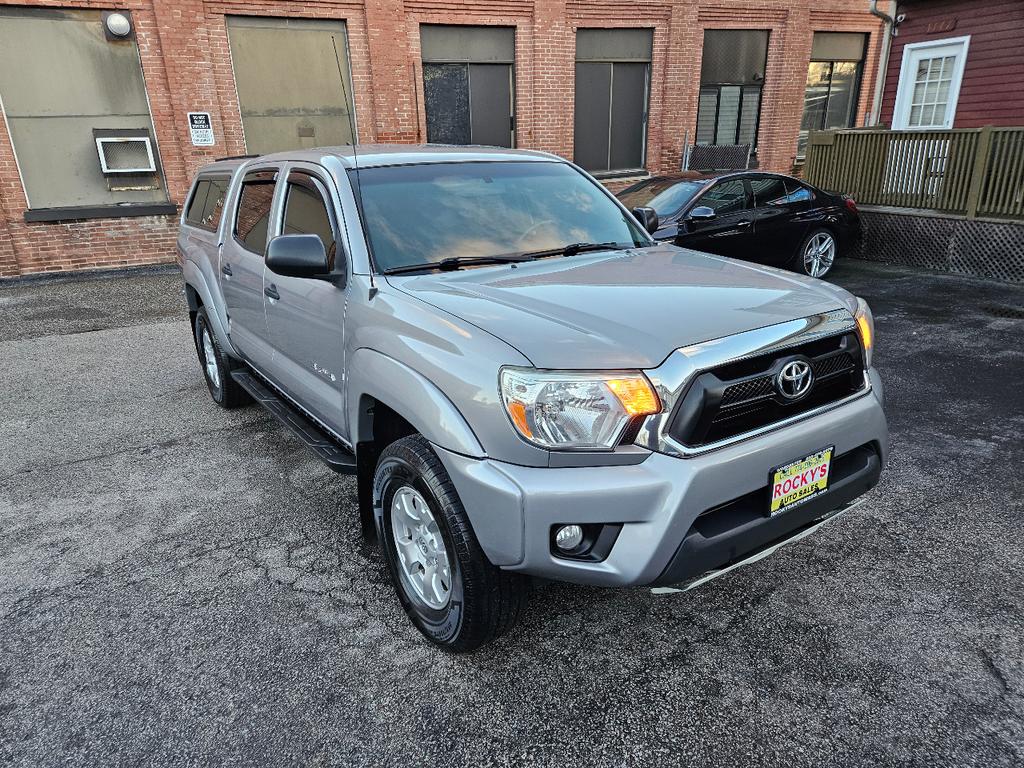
[880,0,1024,130]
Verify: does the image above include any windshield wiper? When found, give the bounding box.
[517,241,627,260]
[382,241,640,275]
[383,254,533,275]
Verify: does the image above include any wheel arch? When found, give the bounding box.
[181,259,237,356]
[348,348,485,542]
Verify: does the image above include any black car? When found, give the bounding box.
[617,171,861,279]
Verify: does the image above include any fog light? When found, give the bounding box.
[555,524,584,551]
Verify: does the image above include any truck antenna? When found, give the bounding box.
[332,35,375,295]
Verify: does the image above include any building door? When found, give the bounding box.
[421,25,515,147]
[573,28,652,174]
[226,16,356,154]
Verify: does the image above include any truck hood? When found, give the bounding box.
[386,244,856,369]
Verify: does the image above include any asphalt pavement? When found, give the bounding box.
[1,260,1022,766]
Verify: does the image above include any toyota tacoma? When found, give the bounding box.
[177,145,887,651]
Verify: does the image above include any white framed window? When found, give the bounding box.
[893,36,970,129]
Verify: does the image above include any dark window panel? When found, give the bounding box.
[811,32,866,62]
[424,63,471,145]
[201,178,230,230]
[609,62,647,171]
[576,28,653,62]
[420,25,514,63]
[700,179,751,213]
[700,29,769,85]
[573,62,612,171]
[750,176,787,206]
[186,181,211,226]
[469,64,513,148]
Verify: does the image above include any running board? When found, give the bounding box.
[230,370,357,475]
[651,498,864,595]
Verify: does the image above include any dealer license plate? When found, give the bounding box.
[769,446,834,515]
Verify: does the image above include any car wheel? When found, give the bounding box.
[193,306,250,408]
[793,228,837,278]
[374,434,529,652]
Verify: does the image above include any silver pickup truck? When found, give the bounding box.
[177,145,887,651]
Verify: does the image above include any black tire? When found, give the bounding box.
[789,227,838,278]
[193,306,250,409]
[373,434,529,652]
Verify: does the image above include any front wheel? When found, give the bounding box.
[792,228,837,278]
[374,435,529,652]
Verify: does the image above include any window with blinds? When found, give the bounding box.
[695,30,769,151]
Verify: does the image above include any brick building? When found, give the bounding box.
[0,0,884,278]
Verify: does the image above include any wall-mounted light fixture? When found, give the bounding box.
[103,11,132,39]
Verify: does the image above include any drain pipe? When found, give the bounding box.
[867,0,897,126]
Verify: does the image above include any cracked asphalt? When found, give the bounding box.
[1,261,1023,767]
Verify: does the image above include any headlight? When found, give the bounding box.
[854,297,875,368]
[499,368,661,450]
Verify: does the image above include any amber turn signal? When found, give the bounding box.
[605,376,661,416]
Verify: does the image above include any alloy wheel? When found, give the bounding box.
[390,486,452,610]
[803,232,836,277]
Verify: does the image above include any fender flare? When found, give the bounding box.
[348,348,484,458]
[181,258,240,357]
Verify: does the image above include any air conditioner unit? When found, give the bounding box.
[94,135,157,174]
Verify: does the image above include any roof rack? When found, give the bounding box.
[214,153,260,161]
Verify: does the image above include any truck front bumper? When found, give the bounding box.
[434,370,888,588]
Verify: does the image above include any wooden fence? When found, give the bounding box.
[804,126,1024,221]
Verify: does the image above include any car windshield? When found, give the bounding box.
[618,178,705,218]
[349,161,649,272]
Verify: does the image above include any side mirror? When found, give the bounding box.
[688,206,716,222]
[265,234,329,279]
[632,206,659,234]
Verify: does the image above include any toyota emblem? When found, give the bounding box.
[776,359,814,400]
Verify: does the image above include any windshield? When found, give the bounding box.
[618,178,705,218]
[349,161,649,272]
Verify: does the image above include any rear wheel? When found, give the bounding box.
[193,306,250,408]
[374,434,528,652]
[792,228,837,278]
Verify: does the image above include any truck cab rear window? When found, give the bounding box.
[185,176,230,231]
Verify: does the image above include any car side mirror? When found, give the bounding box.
[265,234,330,279]
[632,206,659,234]
[687,206,716,222]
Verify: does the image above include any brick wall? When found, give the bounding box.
[0,0,883,278]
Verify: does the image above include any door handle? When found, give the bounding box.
[736,220,752,228]
[264,284,280,301]
[221,263,233,277]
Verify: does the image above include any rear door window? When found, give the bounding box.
[185,175,231,231]
[700,179,751,214]
[234,170,277,254]
[784,180,814,204]
[281,173,337,267]
[750,176,788,207]
[185,180,211,226]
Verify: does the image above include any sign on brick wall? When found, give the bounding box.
[188,112,215,147]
